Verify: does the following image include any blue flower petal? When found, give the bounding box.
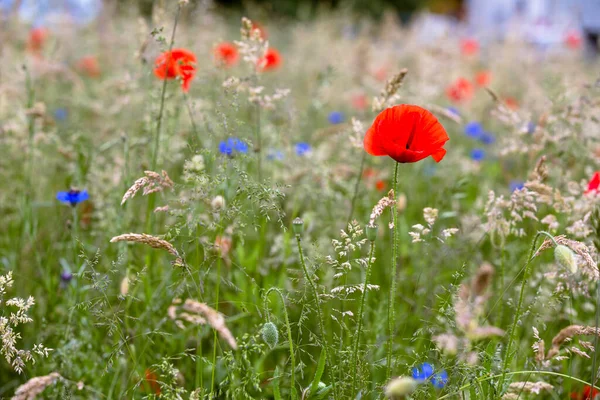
[470,148,485,161]
[56,191,71,202]
[464,121,483,139]
[479,132,495,145]
[76,190,89,203]
[447,107,460,116]
[328,111,344,125]
[295,142,311,156]
[412,363,434,381]
[432,370,448,389]
[510,180,525,192]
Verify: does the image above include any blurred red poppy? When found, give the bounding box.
[351,93,368,110]
[446,78,473,102]
[214,42,239,67]
[375,180,386,191]
[586,172,600,194]
[154,48,197,92]
[565,31,582,49]
[257,48,281,72]
[28,27,48,53]
[144,369,161,395]
[475,71,491,87]
[364,104,449,163]
[362,168,377,179]
[504,97,519,110]
[460,38,479,56]
[570,385,599,400]
[77,56,101,77]
[374,67,388,82]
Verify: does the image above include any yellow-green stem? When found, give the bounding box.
[386,161,399,378]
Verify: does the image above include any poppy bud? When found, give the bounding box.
[366,224,378,242]
[384,376,418,398]
[292,218,304,236]
[262,322,278,349]
[554,245,577,273]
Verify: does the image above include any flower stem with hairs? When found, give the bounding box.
[351,240,376,396]
[295,234,338,400]
[264,288,297,399]
[386,161,399,378]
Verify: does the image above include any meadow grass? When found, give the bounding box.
[1,3,600,399]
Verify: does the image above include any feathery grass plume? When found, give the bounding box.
[502,381,553,398]
[173,299,238,349]
[11,372,62,400]
[372,68,408,112]
[121,170,174,205]
[1,271,52,373]
[109,233,184,267]
[369,189,396,226]
[384,376,418,399]
[545,325,600,359]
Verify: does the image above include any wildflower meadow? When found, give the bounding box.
[1,1,600,399]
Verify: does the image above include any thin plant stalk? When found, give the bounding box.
[210,252,223,397]
[386,161,399,378]
[500,231,554,389]
[255,103,262,180]
[264,288,297,399]
[295,235,338,400]
[350,240,376,396]
[592,279,600,387]
[347,151,366,225]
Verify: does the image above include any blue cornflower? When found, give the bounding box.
[219,138,248,155]
[470,148,485,162]
[295,142,311,156]
[432,370,448,389]
[479,132,495,145]
[328,111,344,125]
[464,121,484,139]
[54,108,68,122]
[267,149,284,161]
[510,180,525,192]
[56,189,89,206]
[411,363,434,381]
[526,121,536,134]
[60,271,73,283]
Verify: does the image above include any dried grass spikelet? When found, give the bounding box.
[472,262,494,296]
[168,299,237,349]
[529,156,548,182]
[546,325,600,359]
[504,381,553,397]
[535,235,599,280]
[121,170,174,205]
[369,190,396,226]
[110,233,183,267]
[372,68,408,112]
[427,103,463,124]
[11,372,62,400]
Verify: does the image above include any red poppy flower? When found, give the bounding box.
[351,93,368,110]
[154,48,197,92]
[28,27,48,53]
[460,38,479,56]
[446,78,474,103]
[374,67,388,82]
[475,71,491,87]
[586,172,600,195]
[257,48,281,72]
[570,385,600,400]
[364,104,449,164]
[144,369,161,395]
[214,42,239,67]
[504,97,519,110]
[565,31,582,49]
[77,56,101,77]
[375,180,386,191]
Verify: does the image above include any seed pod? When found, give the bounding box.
[262,322,279,349]
[292,218,304,236]
[554,245,578,274]
[366,224,378,242]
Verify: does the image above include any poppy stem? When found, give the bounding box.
[350,240,375,397]
[499,231,544,390]
[256,103,262,181]
[386,161,399,379]
[295,235,338,400]
[183,92,200,148]
[264,288,297,399]
[347,151,366,225]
